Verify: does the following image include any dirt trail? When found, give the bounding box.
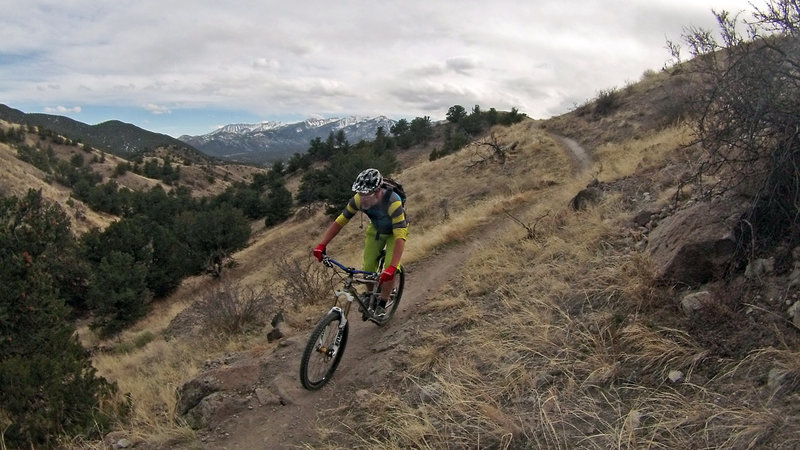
[198,138,591,449]
[554,134,592,173]
[198,238,479,449]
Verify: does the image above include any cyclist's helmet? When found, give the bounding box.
[352,168,383,194]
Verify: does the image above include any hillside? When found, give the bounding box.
[0,119,266,233]
[5,18,800,445]
[78,63,800,449]
[0,104,205,160]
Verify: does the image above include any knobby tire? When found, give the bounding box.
[376,266,405,327]
[300,311,349,390]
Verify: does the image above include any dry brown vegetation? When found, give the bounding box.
[6,63,800,449]
[316,119,800,449]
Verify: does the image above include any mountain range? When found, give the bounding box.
[0,104,397,166]
[178,116,397,165]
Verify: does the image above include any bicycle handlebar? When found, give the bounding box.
[322,255,378,279]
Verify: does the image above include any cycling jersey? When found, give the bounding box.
[335,188,409,240]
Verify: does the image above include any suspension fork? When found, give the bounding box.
[323,289,353,355]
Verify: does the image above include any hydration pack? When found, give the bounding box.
[381,177,406,207]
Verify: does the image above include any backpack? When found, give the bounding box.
[381,177,407,207]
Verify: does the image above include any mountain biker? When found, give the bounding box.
[313,168,408,318]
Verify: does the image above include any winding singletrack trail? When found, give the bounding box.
[202,238,482,449]
[197,136,591,449]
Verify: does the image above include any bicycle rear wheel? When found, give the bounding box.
[376,266,405,327]
[300,311,349,390]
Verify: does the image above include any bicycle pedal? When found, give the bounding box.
[368,316,386,325]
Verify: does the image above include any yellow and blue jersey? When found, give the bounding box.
[335,188,408,240]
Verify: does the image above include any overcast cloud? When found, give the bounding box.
[0,0,754,137]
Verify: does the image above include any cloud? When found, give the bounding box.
[145,103,172,115]
[44,105,82,114]
[0,0,757,135]
[253,58,280,70]
[445,56,481,75]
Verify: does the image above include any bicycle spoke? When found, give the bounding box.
[301,310,348,390]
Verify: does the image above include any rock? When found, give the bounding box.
[104,431,138,449]
[183,392,247,429]
[681,291,712,315]
[668,370,685,383]
[267,327,283,342]
[419,382,444,403]
[632,210,654,227]
[271,373,301,406]
[177,359,263,429]
[255,388,281,406]
[569,187,602,210]
[745,257,775,279]
[788,301,800,329]
[625,409,644,430]
[648,196,748,286]
[271,310,285,327]
[788,269,800,290]
[355,389,372,403]
[176,375,220,416]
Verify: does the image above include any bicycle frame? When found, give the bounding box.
[320,255,383,354]
[301,253,405,390]
[322,256,382,312]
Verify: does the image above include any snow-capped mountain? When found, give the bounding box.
[179,116,397,165]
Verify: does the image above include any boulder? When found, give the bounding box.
[176,359,263,428]
[647,196,749,285]
[182,392,247,430]
[176,375,220,416]
[680,291,712,315]
[569,187,602,211]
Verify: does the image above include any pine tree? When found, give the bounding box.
[0,189,115,447]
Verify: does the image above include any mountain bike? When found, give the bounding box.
[299,252,405,390]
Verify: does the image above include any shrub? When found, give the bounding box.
[0,190,117,447]
[677,2,800,250]
[594,87,622,116]
[196,279,273,334]
[272,256,335,305]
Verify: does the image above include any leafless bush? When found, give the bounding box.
[465,133,517,169]
[676,1,800,249]
[504,210,550,240]
[196,278,273,334]
[272,255,335,305]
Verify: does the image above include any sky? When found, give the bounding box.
[0,0,755,138]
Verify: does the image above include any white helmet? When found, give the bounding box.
[352,168,383,194]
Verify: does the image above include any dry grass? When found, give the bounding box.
[69,117,578,446]
[324,124,800,449]
[45,112,799,449]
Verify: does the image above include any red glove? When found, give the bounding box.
[380,266,397,283]
[313,244,326,261]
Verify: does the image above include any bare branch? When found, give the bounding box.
[504,210,550,240]
[465,133,518,170]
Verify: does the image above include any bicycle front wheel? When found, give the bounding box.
[300,311,349,390]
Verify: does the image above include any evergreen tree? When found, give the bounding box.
[409,116,434,144]
[173,205,251,275]
[0,190,115,447]
[264,180,293,227]
[87,251,150,336]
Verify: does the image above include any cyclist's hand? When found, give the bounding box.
[380,265,397,283]
[313,244,326,262]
